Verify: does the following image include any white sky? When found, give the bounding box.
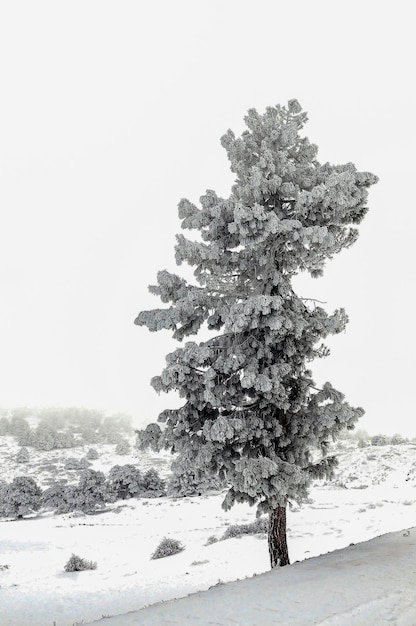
[0,1,415,435]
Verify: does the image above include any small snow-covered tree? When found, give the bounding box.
[72,469,109,511]
[0,482,8,516]
[0,417,9,435]
[142,468,165,497]
[65,457,90,471]
[64,553,97,572]
[390,433,408,445]
[135,100,377,567]
[9,414,30,439]
[0,476,42,519]
[86,448,99,460]
[79,426,100,444]
[150,537,184,559]
[41,483,69,512]
[9,417,31,445]
[16,447,30,463]
[32,423,57,450]
[371,434,389,446]
[115,439,131,455]
[107,464,144,499]
[54,430,76,449]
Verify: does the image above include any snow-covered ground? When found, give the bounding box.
[1,438,416,625]
[88,527,416,626]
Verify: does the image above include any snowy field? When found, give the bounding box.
[1,437,416,625]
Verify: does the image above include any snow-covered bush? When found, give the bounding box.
[0,416,10,435]
[17,428,33,446]
[54,430,76,448]
[9,415,30,438]
[64,553,97,572]
[205,535,218,545]
[71,469,109,512]
[37,408,67,430]
[371,434,390,447]
[115,439,131,455]
[107,464,143,500]
[0,476,42,519]
[106,432,124,445]
[41,483,72,513]
[390,433,408,445]
[99,414,132,441]
[0,483,7,510]
[357,439,368,449]
[46,470,109,514]
[143,468,166,497]
[15,447,30,463]
[222,518,268,540]
[151,537,184,559]
[30,423,57,450]
[65,457,91,471]
[29,423,76,450]
[86,448,99,460]
[78,427,100,444]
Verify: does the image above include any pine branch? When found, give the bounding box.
[300,297,327,305]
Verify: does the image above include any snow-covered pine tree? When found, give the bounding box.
[0,476,42,519]
[135,100,377,568]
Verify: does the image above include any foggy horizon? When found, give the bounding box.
[1,1,415,436]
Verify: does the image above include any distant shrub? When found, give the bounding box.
[0,483,7,510]
[55,431,76,449]
[0,476,42,519]
[31,423,57,450]
[205,535,218,545]
[391,433,408,445]
[9,416,31,441]
[106,432,124,445]
[41,483,69,512]
[17,428,33,446]
[371,434,389,447]
[86,448,99,460]
[10,407,32,421]
[29,422,76,451]
[71,469,109,512]
[107,464,143,500]
[222,517,268,540]
[65,457,91,471]
[37,408,67,430]
[43,470,109,515]
[151,537,184,560]
[338,427,370,441]
[143,468,166,497]
[64,553,97,572]
[357,439,368,449]
[0,417,9,435]
[15,447,30,463]
[79,427,100,444]
[115,439,131,455]
[100,414,132,441]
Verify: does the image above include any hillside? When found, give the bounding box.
[1,420,416,625]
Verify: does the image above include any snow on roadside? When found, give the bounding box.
[86,527,416,626]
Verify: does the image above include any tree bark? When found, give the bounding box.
[268,505,290,568]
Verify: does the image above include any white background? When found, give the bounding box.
[0,1,414,434]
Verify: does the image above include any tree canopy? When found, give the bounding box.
[136,99,377,519]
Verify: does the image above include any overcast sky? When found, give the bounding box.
[0,1,415,435]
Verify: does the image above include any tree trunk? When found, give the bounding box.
[268,504,290,568]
